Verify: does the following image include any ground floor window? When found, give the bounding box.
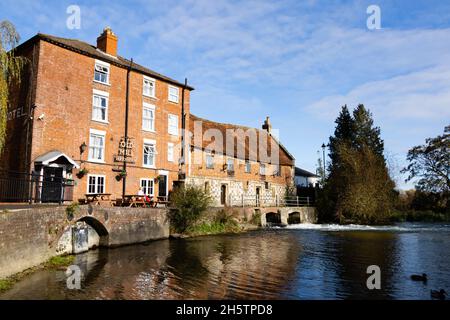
[140,178,154,196]
[88,175,105,194]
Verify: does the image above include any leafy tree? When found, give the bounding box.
[315,152,326,186]
[402,125,450,194]
[168,184,213,233]
[0,20,26,153]
[318,104,395,224]
[336,144,395,224]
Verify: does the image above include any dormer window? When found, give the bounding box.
[94,60,110,84]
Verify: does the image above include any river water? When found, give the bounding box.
[1,223,450,300]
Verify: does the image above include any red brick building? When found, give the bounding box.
[1,28,295,205]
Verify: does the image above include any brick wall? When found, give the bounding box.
[27,40,190,200]
[0,205,169,279]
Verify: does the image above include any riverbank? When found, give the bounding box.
[0,255,75,293]
[2,222,449,300]
[390,210,450,223]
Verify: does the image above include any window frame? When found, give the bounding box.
[143,139,157,168]
[167,143,174,162]
[260,163,266,176]
[143,76,156,98]
[227,158,234,172]
[168,85,179,103]
[88,129,106,163]
[142,103,156,132]
[94,60,110,85]
[245,160,251,173]
[92,89,109,123]
[87,174,106,194]
[140,178,154,196]
[168,114,179,136]
[206,152,214,169]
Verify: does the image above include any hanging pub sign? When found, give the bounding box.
[114,137,136,164]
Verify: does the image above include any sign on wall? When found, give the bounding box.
[114,137,135,164]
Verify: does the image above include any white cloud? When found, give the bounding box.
[306,65,450,121]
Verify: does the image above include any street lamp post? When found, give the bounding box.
[321,143,326,179]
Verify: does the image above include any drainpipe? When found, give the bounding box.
[180,78,187,181]
[122,59,133,201]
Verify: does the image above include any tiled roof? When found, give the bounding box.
[295,167,319,178]
[189,114,295,166]
[16,33,194,90]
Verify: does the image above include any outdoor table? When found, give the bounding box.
[123,195,156,208]
[85,193,113,207]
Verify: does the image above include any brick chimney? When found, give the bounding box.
[262,116,272,133]
[97,27,118,56]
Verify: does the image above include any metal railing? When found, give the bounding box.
[228,194,314,208]
[0,171,74,204]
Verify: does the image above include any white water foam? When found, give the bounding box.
[279,223,450,232]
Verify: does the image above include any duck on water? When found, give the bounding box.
[430,289,447,300]
[410,273,427,282]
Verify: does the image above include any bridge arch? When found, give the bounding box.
[77,216,109,247]
[265,212,281,225]
[288,212,301,225]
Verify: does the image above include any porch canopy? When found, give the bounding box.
[34,151,80,169]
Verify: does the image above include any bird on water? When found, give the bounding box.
[430,289,447,300]
[410,273,427,282]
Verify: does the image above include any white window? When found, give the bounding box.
[206,152,214,169]
[92,90,109,122]
[143,139,156,168]
[94,60,110,84]
[168,143,174,162]
[87,175,105,194]
[142,103,155,132]
[168,114,179,136]
[140,179,154,196]
[143,76,156,97]
[274,164,281,176]
[168,85,179,103]
[227,158,234,172]
[260,163,266,176]
[88,129,106,162]
[245,160,251,173]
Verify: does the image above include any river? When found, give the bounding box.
[1,223,450,300]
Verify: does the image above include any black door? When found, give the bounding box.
[221,185,227,205]
[41,167,63,203]
[158,175,168,200]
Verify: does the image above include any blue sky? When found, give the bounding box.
[2,0,450,189]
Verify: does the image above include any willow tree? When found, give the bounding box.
[0,20,25,153]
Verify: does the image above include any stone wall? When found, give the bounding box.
[0,205,169,279]
[186,176,287,207]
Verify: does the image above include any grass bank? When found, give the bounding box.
[0,254,75,294]
[390,210,450,223]
[185,220,259,237]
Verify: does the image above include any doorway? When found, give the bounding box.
[256,187,261,207]
[220,184,227,206]
[41,167,63,203]
[158,174,168,201]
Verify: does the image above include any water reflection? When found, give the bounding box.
[1,224,450,300]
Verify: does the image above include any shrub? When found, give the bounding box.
[169,184,213,233]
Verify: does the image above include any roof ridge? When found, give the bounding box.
[190,114,258,131]
[24,32,194,90]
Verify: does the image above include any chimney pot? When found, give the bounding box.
[262,116,272,133]
[97,27,118,56]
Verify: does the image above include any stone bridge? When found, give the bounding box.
[258,207,318,226]
[0,205,169,278]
